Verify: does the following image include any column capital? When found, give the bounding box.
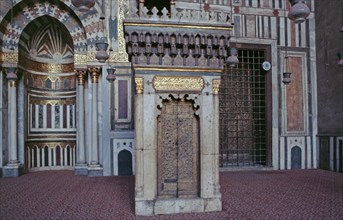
[75,68,87,85]
[212,79,221,95]
[5,67,18,87]
[135,77,144,94]
[88,67,100,83]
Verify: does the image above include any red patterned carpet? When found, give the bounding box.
[0,169,342,220]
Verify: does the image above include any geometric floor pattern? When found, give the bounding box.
[0,169,342,219]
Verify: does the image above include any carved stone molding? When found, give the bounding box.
[128,4,232,25]
[135,77,144,94]
[123,9,232,69]
[153,76,204,92]
[157,94,200,116]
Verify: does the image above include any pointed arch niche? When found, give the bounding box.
[19,15,77,172]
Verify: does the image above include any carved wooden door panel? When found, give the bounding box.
[157,98,199,198]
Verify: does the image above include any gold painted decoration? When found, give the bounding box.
[75,69,87,85]
[30,99,76,106]
[109,52,129,63]
[0,52,19,64]
[153,76,204,92]
[74,54,88,65]
[24,60,74,73]
[87,51,128,63]
[88,67,100,83]
[212,79,221,95]
[135,77,144,94]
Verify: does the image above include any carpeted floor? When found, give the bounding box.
[0,169,342,219]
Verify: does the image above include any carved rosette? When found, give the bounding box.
[88,67,100,83]
[212,79,221,94]
[135,77,144,94]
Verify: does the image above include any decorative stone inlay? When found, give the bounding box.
[212,79,221,94]
[135,77,144,94]
[153,76,204,92]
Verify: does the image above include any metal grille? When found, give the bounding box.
[219,49,267,167]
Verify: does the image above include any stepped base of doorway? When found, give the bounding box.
[88,164,103,177]
[2,163,23,177]
[135,197,222,216]
[74,164,88,176]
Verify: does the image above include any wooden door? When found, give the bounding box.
[157,98,199,198]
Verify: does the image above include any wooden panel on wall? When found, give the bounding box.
[286,56,304,132]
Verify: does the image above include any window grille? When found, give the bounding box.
[219,49,267,167]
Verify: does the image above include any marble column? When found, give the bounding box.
[3,67,21,177]
[88,67,103,176]
[74,69,88,175]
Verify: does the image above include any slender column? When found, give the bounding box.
[74,69,88,175]
[3,67,21,177]
[88,67,102,172]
